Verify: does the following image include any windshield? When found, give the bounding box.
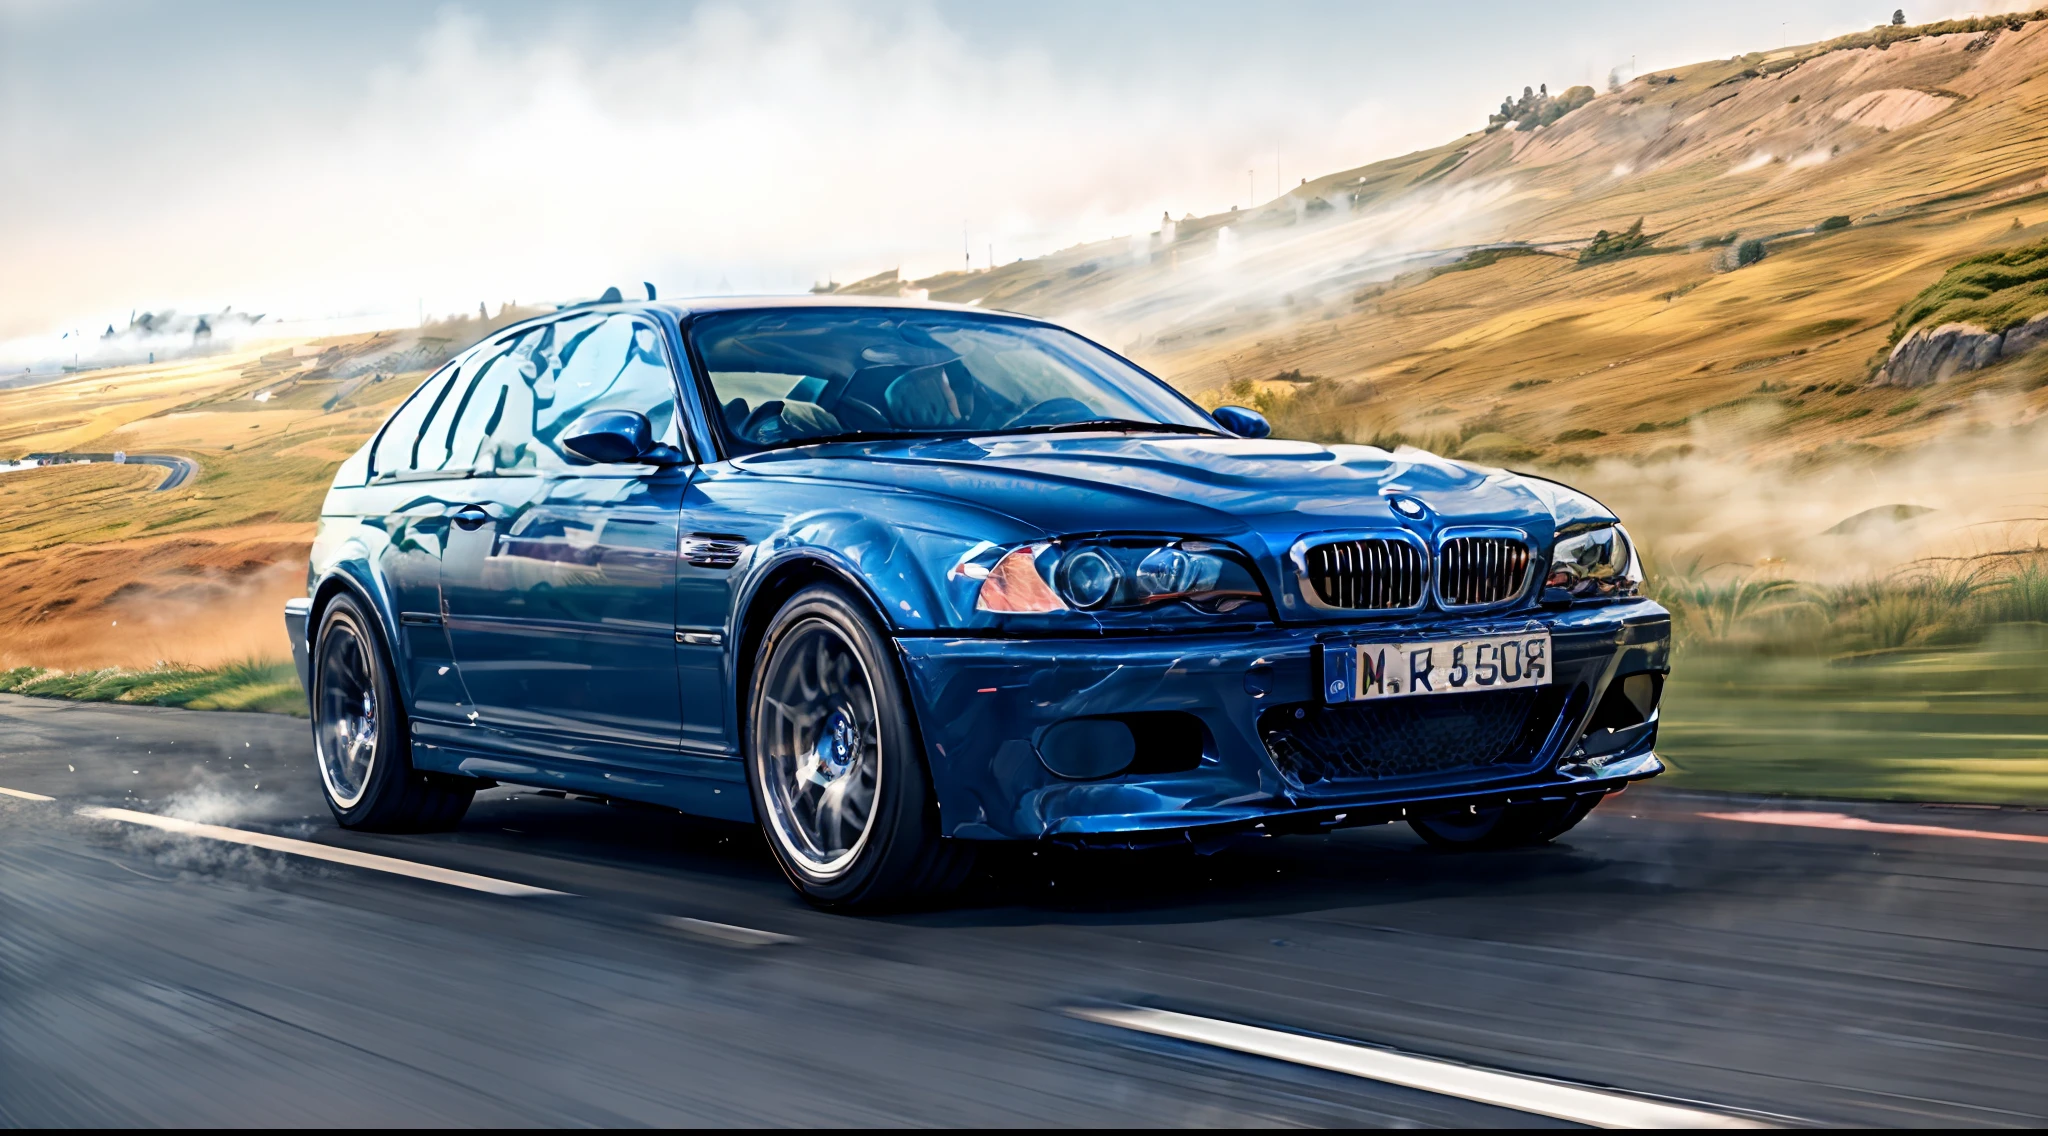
[687,308,1219,453]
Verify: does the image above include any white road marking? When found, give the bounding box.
[77,807,569,897]
[654,915,799,948]
[1704,810,2048,846]
[1070,1006,1772,1129]
[0,786,55,801]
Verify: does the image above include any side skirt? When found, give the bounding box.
[408,723,754,823]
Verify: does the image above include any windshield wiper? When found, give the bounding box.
[747,429,979,453]
[994,419,1225,438]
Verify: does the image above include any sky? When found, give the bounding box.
[1,0,2032,354]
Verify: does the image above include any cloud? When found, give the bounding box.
[0,3,1446,340]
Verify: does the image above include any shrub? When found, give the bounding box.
[1555,427,1606,442]
[1580,218,1652,264]
[1819,215,1851,231]
[1735,239,1768,267]
[1487,82,1596,133]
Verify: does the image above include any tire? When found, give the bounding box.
[1408,794,1602,851]
[744,585,973,910]
[312,593,474,832]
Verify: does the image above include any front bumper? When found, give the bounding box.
[896,599,1671,842]
[284,597,312,702]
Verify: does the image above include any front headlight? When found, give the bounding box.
[957,538,1264,614]
[1545,525,1642,599]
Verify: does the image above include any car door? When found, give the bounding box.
[363,355,476,724]
[439,313,690,762]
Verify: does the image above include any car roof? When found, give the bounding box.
[650,294,1037,320]
[481,294,1051,345]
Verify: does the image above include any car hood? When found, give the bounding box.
[736,433,1614,544]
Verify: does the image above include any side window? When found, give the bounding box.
[443,335,528,474]
[414,355,487,473]
[480,314,681,472]
[371,361,460,478]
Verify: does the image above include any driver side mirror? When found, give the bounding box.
[562,409,687,466]
[1211,405,1272,439]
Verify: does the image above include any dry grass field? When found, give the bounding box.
[0,338,433,670]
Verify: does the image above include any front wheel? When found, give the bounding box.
[1408,794,1602,851]
[745,585,972,910]
[312,594,473,832]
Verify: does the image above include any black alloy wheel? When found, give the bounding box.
[745,585,973,910]
[1407,794,1603,850]
[312,593,474,832]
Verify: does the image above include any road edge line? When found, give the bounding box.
[1068,1006,1774,1129]
[653,915,800,947]
[1702,810,2048,845]
[77,806,570,897]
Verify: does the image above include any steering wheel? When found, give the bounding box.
[740,400,787,443]
[1003,397,1095,430]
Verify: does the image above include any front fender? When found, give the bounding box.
[306,518,406,694]
[716,475,1042,632]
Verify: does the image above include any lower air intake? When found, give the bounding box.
[1259,687,1562,786]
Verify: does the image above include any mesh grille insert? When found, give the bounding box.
[1259,687,1560,786]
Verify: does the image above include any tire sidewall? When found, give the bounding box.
[744,585,929,907]
[1410,795,1598,850]
[313,594,410,827]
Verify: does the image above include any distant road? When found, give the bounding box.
[14,451,197,491]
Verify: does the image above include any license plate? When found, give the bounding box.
[1322,632,1551,703]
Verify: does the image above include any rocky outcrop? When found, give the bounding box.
[1878,314,2048,386]
[2002,311,2048,359]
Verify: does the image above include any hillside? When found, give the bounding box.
[867,12,2048,470]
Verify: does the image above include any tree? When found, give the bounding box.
[1892,9,1905,25]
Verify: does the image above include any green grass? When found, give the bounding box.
[1892,236,2048,341]
[1647,554,2048,803]
[0,658,305,715]
[1661,626,2048,803]
[1650,553,2048,655]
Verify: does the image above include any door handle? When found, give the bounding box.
[451,503,498,529]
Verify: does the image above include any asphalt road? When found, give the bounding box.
[6,452,197,491]
[2,692,2044,1127]
[132,453,197,491]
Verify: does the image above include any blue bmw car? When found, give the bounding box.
[286,295,1669,908]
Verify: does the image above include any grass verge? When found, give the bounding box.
[0,658,305,716]
[1660,626,2048,804]
[1650,549,2048,804]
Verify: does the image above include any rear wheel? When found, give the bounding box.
[1408,794,1602,850]
[745,585,972,910]
[313,594,473,832]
